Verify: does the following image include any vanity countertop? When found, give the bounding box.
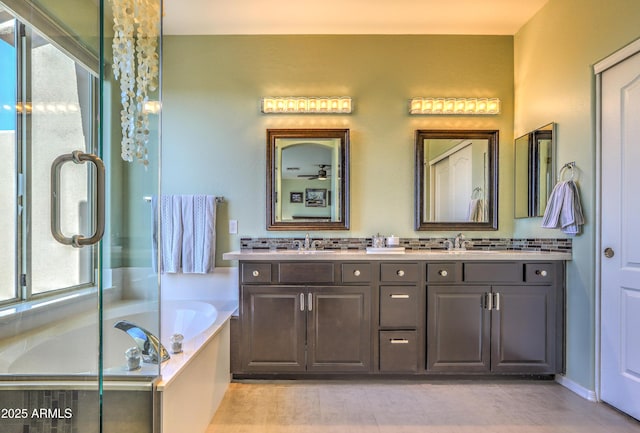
[222,249,571,261]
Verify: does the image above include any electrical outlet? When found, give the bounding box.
[228,219,238,234]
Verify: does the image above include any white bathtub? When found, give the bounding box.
[0,298,235,433]
[1,300,222,377]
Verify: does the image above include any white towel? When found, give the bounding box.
[541,180,585,235]
[152,195,183,273]
[181,195,216,274]
[467,199,485,222]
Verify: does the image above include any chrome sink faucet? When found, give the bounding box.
[454,233,468,250]
[444,233,468,251]
[114,320,170,364]
[294,233,313,251]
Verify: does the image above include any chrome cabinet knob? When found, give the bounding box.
[353,270,361,277]
[252,270,259,277]
[439,270,448,277]
[397,270,405,277]
[535,269,548,277]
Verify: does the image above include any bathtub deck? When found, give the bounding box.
[157,299,236,390]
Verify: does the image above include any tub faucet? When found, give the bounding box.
[114,320,170,364]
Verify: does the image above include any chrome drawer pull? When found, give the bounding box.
[396,270,405,277]
[353,270,361,276]
[300,293,305,311]
[390,338,410,344]
[252,270,260,277]
[535,270,548,277]
[390,294,410,299]
[439,270,448,277]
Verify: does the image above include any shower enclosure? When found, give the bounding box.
[0,1,162,432]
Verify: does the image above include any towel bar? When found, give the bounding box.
[143,195,225,203]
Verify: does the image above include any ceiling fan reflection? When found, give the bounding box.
[298,164,331,180]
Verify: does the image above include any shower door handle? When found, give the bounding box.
[51,150,105,247]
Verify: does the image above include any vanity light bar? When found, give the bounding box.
[409,97,500,115]
[261,97,352,114]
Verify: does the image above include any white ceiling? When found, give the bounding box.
[163,0,550,36]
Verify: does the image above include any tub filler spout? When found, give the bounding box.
[114,320,170,364]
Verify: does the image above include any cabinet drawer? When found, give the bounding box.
[427,263,459,283]
[525,263,554,283]
[278,262,335,283]
[241,263,272,283]
[341,263,372,283]
[379,331,418,372]
[380,263,420,282]
[380,286,418,327]
[464,262,522,283]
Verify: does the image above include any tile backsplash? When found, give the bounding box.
[240,236,572,253]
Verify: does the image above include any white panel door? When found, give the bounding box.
[448,144,472,221]
[433,158,450,220]
[431,144,472,221]
[601,50,640,420]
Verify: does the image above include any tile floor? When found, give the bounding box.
[207,380,640,433]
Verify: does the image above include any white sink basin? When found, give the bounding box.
[445,249,503,254]
[273,249,336,255]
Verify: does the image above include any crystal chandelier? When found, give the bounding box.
[110,0,160,165]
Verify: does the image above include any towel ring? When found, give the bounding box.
[558,162,576,181]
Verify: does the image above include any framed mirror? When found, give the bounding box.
[415,130,498,230]
[266,129,350,230]
[514,123,555,218]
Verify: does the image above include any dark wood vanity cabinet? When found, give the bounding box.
[239,262,371,373]
[234,258,564,377]
[426,261,563,374]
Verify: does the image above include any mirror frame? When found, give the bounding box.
[266,128,350,231]
[514,122,556,218]
[414,129,499,231]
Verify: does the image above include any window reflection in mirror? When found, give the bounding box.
[267,129,349,231]
[514,123,555,218]
[415,130,498,230]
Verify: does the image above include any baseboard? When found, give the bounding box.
[555,374,598,401]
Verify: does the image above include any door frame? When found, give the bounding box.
[593,37,640,402]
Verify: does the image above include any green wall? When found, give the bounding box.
[161,1,640,393]
[161,35,515,259]
[514,0,640,392]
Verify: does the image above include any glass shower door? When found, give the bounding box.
[0,3,103,433]
[0,1,161,432]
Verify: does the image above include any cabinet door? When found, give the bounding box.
[427,285,490,372]
[491,285,556,373]
[241,286,306,372]
[307,286,371,372]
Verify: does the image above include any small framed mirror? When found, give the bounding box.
[266,129,350,230]
[415,130,498,230]
[514,123,555,218]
